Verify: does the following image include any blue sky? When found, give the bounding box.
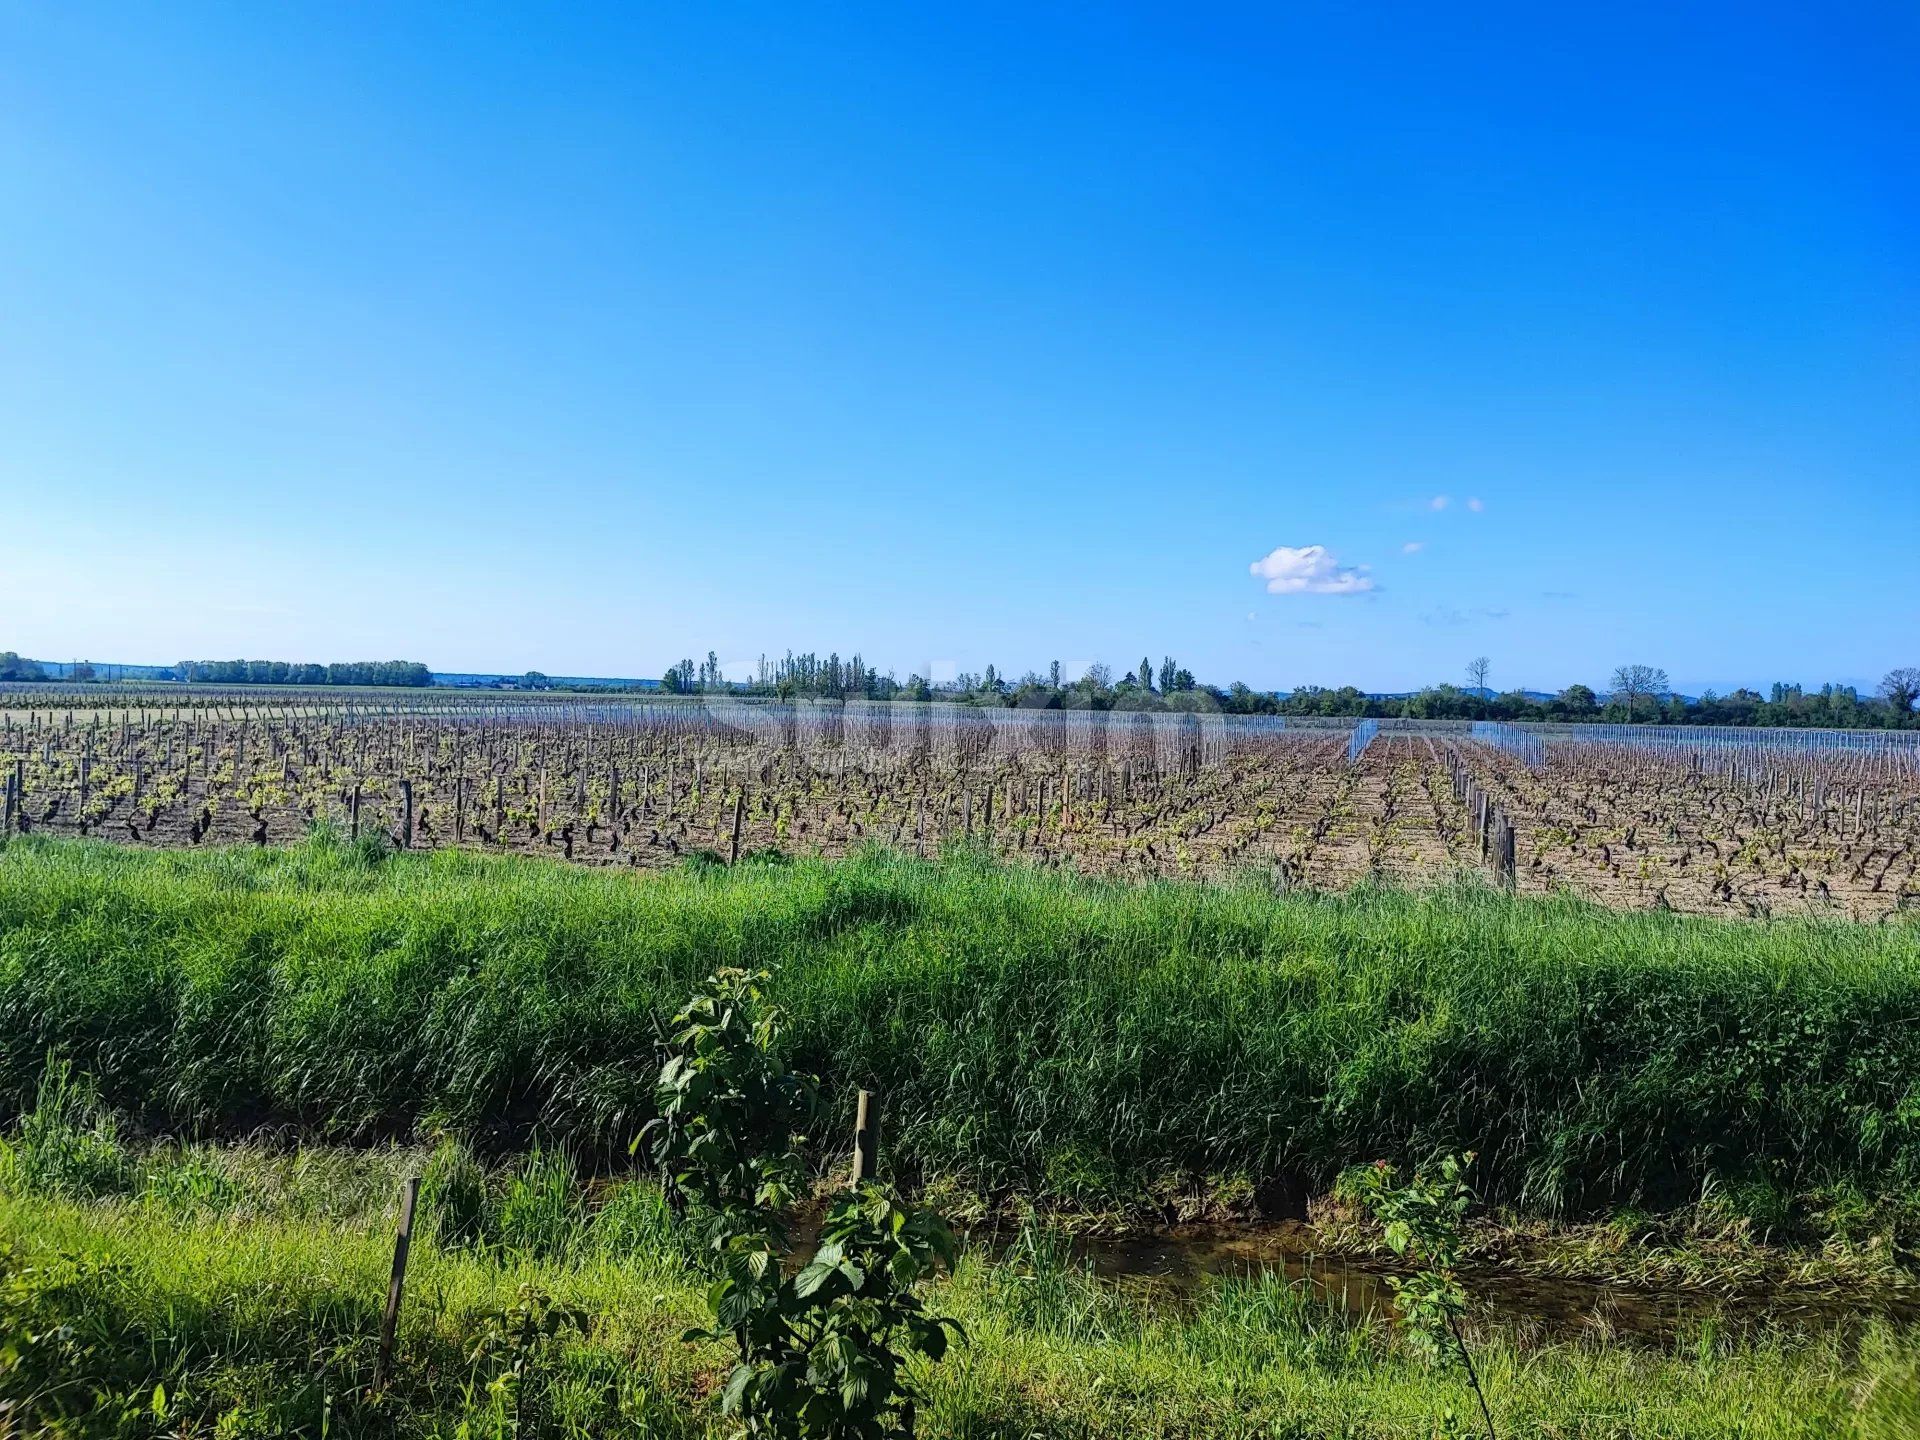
[3,3,1915,694]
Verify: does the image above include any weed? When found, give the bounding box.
[0,1058,132,1198]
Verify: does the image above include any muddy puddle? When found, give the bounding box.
[954,1217,1920,1346]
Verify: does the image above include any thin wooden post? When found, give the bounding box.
[400,779,414,849]
[729,790,745,864]
[373,1176,421,1390]
[350,783,361,839]
[850,1089,879,1187]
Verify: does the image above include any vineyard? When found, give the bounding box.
[3,690,1919,921]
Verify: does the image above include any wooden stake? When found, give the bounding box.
[373,1176,421,1390]
[729,790,745,864]
[850,1089,879,1187]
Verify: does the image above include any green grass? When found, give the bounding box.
[3,1141,1912,1439]
[2,832,1918,1229]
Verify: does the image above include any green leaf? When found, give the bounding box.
[793,1261,838,1299]
[720,1363,754,1414]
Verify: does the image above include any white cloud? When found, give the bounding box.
[1430,495,1451,511]
[1248,545,1376,595]
[1401,541,1424,554]
[1467,497,1485,512]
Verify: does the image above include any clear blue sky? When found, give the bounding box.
[4,3,1915,694]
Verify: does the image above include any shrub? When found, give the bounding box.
[0,1059,131,1199]
[650,967,961,1439]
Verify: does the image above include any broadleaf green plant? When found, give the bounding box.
[650,967,962,1438]
[1348,1152,1498,1440]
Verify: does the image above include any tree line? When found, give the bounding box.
[661,649,1920,729]
[10,641,1918,727]
[172,659,433,687]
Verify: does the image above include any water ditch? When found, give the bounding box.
[953,1216,1920,1346]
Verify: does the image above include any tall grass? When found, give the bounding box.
[2,832,1918,1220]
[0,1146,1896,1439]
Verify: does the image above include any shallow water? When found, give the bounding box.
[995,1218,1920,1345]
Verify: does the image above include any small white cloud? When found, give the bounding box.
[1401,541,1424,554]
[1430,495,1451,511]
[1248,545,1377,595]
[1467,497,1485,512]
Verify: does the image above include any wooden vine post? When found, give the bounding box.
[850,1088,880,1187]
[373,1175,421,1390]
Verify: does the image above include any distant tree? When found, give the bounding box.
[523,671,551,690]
[1552,683,1599,718]
[0,652,46,681]
[1158,656,1177,693]
[1049,659,1062,690]
[1466,656,1491,708]
[1172,667,1195,691]
[1880,667,1920,717]
[1225,681,1274,714]
[1085,663,1112,690]
[905,674,931,702]
[1490,688,1538,720]
[71,661,96,682]
[1013,677,1059,708]
[1138,657,1154,692]
[1608,664,1670,721]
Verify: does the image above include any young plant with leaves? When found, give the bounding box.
[647,967,818,1248]
[650,968,962,1439]
[695,1186,962,1438]
[1347,1152,1498,1440]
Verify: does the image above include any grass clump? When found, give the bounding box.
[1,834,1918,1230]
[0,1058,132,1199]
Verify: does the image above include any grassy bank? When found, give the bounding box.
[4,1140,1913,1439]
[2,833,1919,1229]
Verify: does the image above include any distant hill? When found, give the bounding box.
[432,672,662,691]
[11,660,663,691]
[25,660,177,682]
[1364,688,1563,704]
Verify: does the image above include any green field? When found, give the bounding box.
[4,1138,1915,1439]
[4,832,1919,1437]
[4,831,1920,1224]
